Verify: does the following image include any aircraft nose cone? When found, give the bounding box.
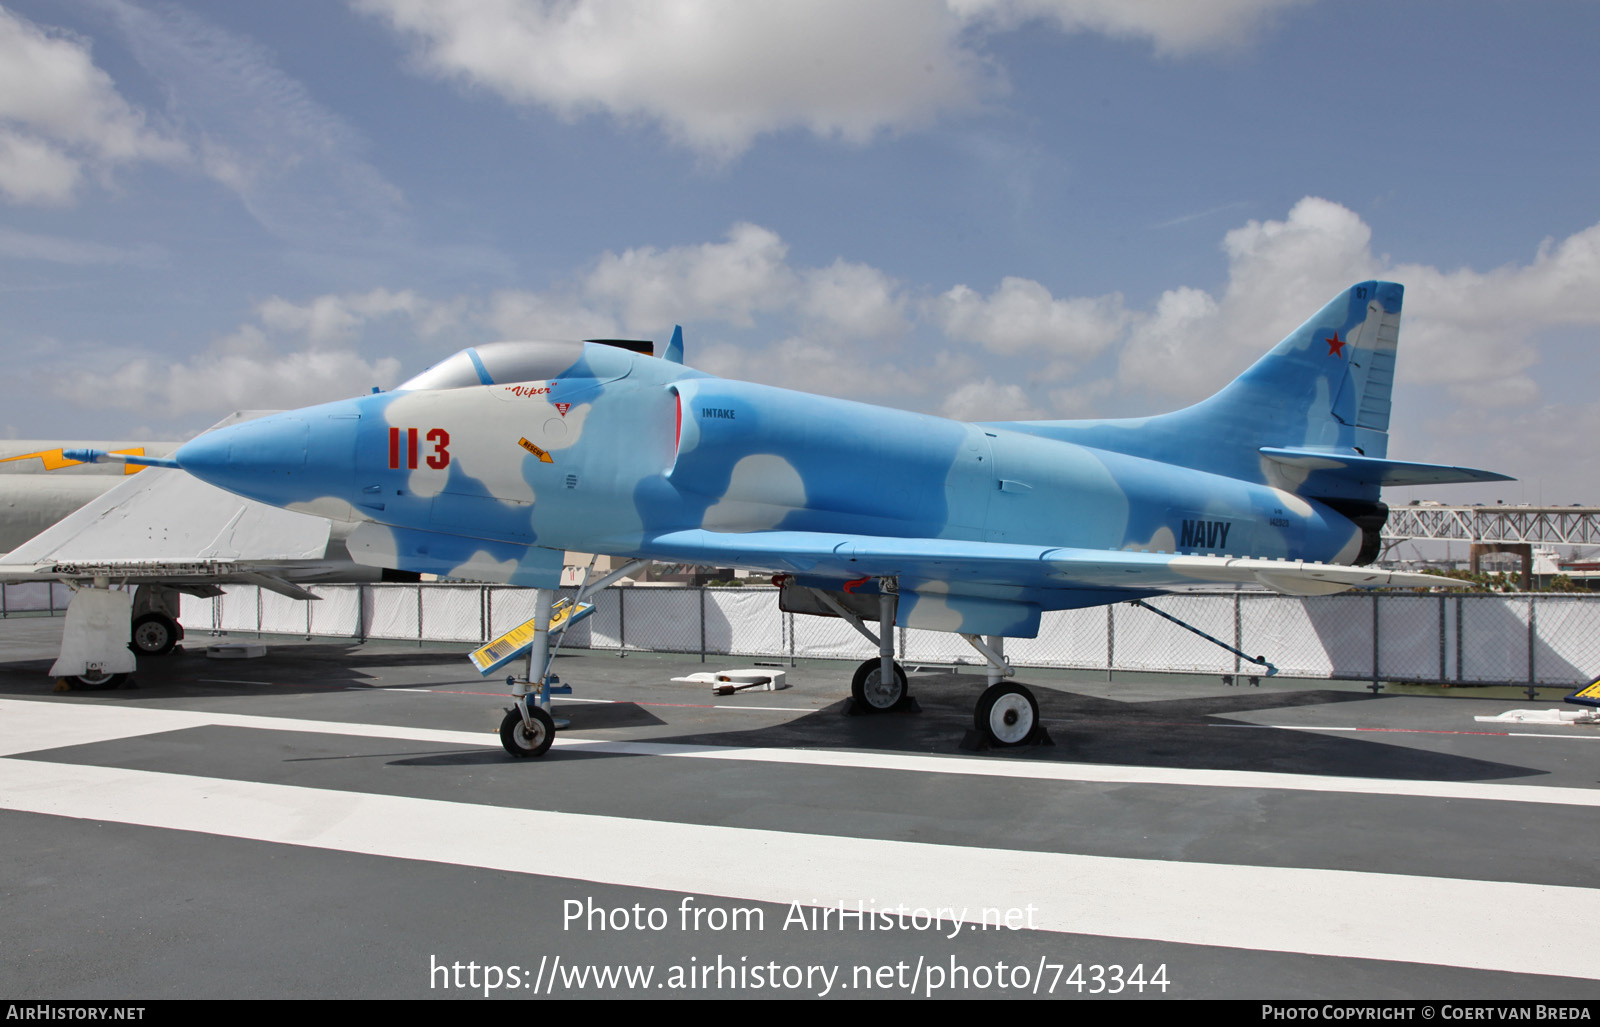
[175,406,357,509]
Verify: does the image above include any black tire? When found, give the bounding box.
[974,682,1039,747]
[71,670,130,691]
[130,613,180,656]
[500,704,555,758]
[851,658,908,712]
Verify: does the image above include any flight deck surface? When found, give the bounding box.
[1,617,1595,1000]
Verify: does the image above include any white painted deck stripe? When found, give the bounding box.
[2,698,1595,808]
[1,756,1594,980]
[1215,722,1600,741]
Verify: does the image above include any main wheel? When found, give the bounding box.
[500,704,555,758]
[851,658,908,712]
[974,682,1039,747]
[130,613,180,656]
[71,669,130,691]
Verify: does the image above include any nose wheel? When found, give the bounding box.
[500,702,555,757]
[974,682,1040,747]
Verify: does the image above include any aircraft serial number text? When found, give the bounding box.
[387,427,450,470]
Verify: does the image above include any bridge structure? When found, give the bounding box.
[1382,505,1600,546]
[1380,505,1600,588]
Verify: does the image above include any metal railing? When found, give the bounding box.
[154,583,1600,690]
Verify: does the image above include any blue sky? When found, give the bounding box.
[2,0,1597,504]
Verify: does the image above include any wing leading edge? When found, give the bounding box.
[642,528,1457,634]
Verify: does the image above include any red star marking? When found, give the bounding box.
[1326,331,1346,357]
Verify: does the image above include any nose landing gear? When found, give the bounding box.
[500,701,555,758]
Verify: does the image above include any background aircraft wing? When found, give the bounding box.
[0,463,333,590]
[0,413,343,592]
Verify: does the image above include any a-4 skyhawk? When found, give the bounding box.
[76,281,1509,755]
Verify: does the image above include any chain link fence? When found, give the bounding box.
[6,580,1589,688]
[0,581,76,617]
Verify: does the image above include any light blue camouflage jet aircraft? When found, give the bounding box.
[74,281,1509,755]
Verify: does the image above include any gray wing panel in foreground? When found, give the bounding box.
[0,465,331,574]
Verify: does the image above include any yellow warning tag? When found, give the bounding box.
[518,437,553,463]
[468,598,591,676]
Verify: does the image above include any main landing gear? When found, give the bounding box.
[973,681,1040,747]
[130,612,181,656]
[128,585,186,657]
[781,576,1047,749]
[816,582,913,714]
[851,657,908,711]
[960,633,1048,750]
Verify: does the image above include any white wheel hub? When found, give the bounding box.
[986,693,1034,744]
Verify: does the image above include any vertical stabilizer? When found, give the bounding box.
[1201,280,1403,468]
[993,282,1408,499]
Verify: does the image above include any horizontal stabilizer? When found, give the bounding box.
[1260,448,1514,488]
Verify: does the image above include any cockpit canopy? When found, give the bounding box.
[396,340,593,391]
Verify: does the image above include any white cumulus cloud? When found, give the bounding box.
[949,0,1306,56]
[355,0,1299,159]
[356,0,993,161]
[255,289,425,348]
[940,378,1051,422]
[933,276,1129,363]
[583,222,799,331]
[60,289,427,416]
[0,6,184,205]
[54,201,1600,468]
[1115,197,1600,410]
[82,344,404,417]
[800,259,910,340]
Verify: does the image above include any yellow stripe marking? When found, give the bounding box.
[0,447,148,474]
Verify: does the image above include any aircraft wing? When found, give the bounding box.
[0,463,335,591]
[643,528,1456,600]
